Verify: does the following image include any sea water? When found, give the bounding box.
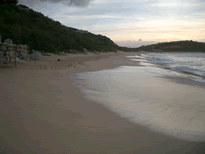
[140,52,205,83]
[70,52,205,142]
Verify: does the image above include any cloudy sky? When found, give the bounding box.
[19,0,205,47]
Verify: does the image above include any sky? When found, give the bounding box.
[18,0,205,47]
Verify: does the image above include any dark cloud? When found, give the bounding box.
[138,39,142,41]
[19,0,94,7]
[64,1,159,17]
[68,0,93,7]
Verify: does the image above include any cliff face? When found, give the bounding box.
[0,4,118,53]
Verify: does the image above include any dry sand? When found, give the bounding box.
[0,51,144,71]
[0,51,205,154]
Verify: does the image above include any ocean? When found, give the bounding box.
[140,52,205,83]
[70,52,205,142]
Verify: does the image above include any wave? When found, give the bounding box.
[140,53,205,83]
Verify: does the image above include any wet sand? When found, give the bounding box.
[0,51,205,154]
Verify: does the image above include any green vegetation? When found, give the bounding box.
[0,0,18,4]
[0,4,122,53]
[1,4,204,54]
[118,46,139,52]
[136,40,205,52]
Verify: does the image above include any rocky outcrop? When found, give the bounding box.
[0,43,29,53]
[0,44,7,51]
[0,43,29,60]
[30,51,41,60]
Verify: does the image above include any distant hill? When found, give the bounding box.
[1,4,204,54]
[0,4,121,53]
[136,40,205,52]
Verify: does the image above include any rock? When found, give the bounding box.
[30,52,41,60]
[4,39,13,45]
[0,51,3,56]
[23,45,28,50]
[70,49,78,53]
[15,57,20,62]
[18,44,25,49]
[8,46,14,51]
[0,45,7,51]
[17,48,27,53]
[0,42,30,61]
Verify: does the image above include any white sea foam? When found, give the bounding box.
[70,65,205,141]
[143,52,205,83]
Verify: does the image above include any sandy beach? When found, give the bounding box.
[1,51,205,154]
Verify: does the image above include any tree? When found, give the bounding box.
[4,0,18,4]
[0,0,5,4]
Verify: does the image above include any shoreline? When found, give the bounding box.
[0,51,147,71]
[1,51,205,154]
[139,52,205,86]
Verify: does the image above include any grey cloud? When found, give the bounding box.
[116,40,157,48]
[68,0,93,7]
[64,1,158,16]
[138,39,142,41]
[19,0,94,7]
[91,27,148,33]
[19,0,205,45]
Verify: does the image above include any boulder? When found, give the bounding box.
[70,49,78,53]
[18,44,24,49]
[8,46,14,50]
[23,45,28,50]
[4,39,13,45]
[17,48,27,53]
[0,51,3,56]
[15,57,20,62]
[0,45,7,51]
[9,49,15,53]
[30,51,41,60]
[0,42,30,60]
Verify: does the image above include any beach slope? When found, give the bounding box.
[0,52,205,154]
